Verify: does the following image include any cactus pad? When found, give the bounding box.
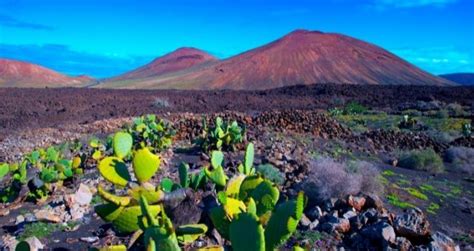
[229,212,265,251]
[113,132,133,159]
[112,205,161,233]
[132,147,160,183]
[95,203,125,222]
[98,157,130,186]
[98,185,132,206]
[264,192,306,251]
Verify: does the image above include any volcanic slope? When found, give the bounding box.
[100,30,453,89]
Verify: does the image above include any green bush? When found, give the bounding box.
[195,117,244,152]
[343,101,368,115]
[256,164,285,185]
[435,109,449,119]
[398,148,444,173]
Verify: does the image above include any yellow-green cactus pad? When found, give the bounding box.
[239,175,264,200]
[225,174,246,198]
[113,205,161,233]
[128,185,164,204]
[113,132,133,159]
[132,148,160,183]
[95,203,125,222]
[223,197,246,219]
[98,157,131,187]
[98,185,132,206]
[176,224,208,244]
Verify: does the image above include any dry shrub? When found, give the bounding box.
[445,147,474,175]
[301,158,384,203]
[398,148,444,173]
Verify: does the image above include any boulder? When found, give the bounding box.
[394,208,431,240]
[395,237,413,251]
[24,237,44,251]
[321,216,350,233]
[348,195,366,211]
[428,232,460,251]
[364,194,383,211]
[306,206,324,221]
[361,221,396,247]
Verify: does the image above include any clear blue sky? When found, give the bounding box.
[0,0,473,78]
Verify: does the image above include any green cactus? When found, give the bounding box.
[176,224,208,245]
[138,195,208,250]
[189,169,207,191]
[139,196,180,250]
[127,115,175,152]
[238,143,255,175]
[264,192,306,251]
[247,180,279,216]
[195,117,244,152]
[229,212,265,251]
[98,157,131,187]
[96,131,165,233]
[0,163,9,180]
[133,147,161,184]
[113,132,133,159]
[205,151,228,187]
[178,162,190,188]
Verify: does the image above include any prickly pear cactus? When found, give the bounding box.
[205,151,228,187]
[247,180,279,216]
[178,162,189,188]
[229,212,265,251]
[132,147,160,183]
[139,196,181,250]
[264,192,306,251]
[238,143,255,175]
[176,224,208,245]
[0,163,9,180]
[96,131,164,234]
[113,132,133,159]
[98,157,130,186]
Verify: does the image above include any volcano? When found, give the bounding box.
[108,47,217,83]
[0,59,93,88]
[101,30,453,89]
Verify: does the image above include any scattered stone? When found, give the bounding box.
[75,183,93,206]
[394,208,431,240]
[342,210,358,220]
[35,208,62,223]
[428,232,460,251]
[361,221,396,246]
[15,215,25,224]
[394,237,412,251]
[306,206,324,221]
[300,214,312,230]
[390,159,398,167]
[80,236,99,243]
[321,216,350,233]
[364,194,383,211]
[0,208,10,216]
[348,195,366,211]
[24,236,44,251]
[1,234,18,250]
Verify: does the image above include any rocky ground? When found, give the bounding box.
[0,85,473,250]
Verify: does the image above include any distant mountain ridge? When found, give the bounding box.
[100,29,454,89]
[439,73,474,85]
[0,58,93,87]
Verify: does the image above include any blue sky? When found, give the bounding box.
[0,0,473,78]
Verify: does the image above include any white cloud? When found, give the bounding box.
[391,46,474,74]
[371,0,457,8]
